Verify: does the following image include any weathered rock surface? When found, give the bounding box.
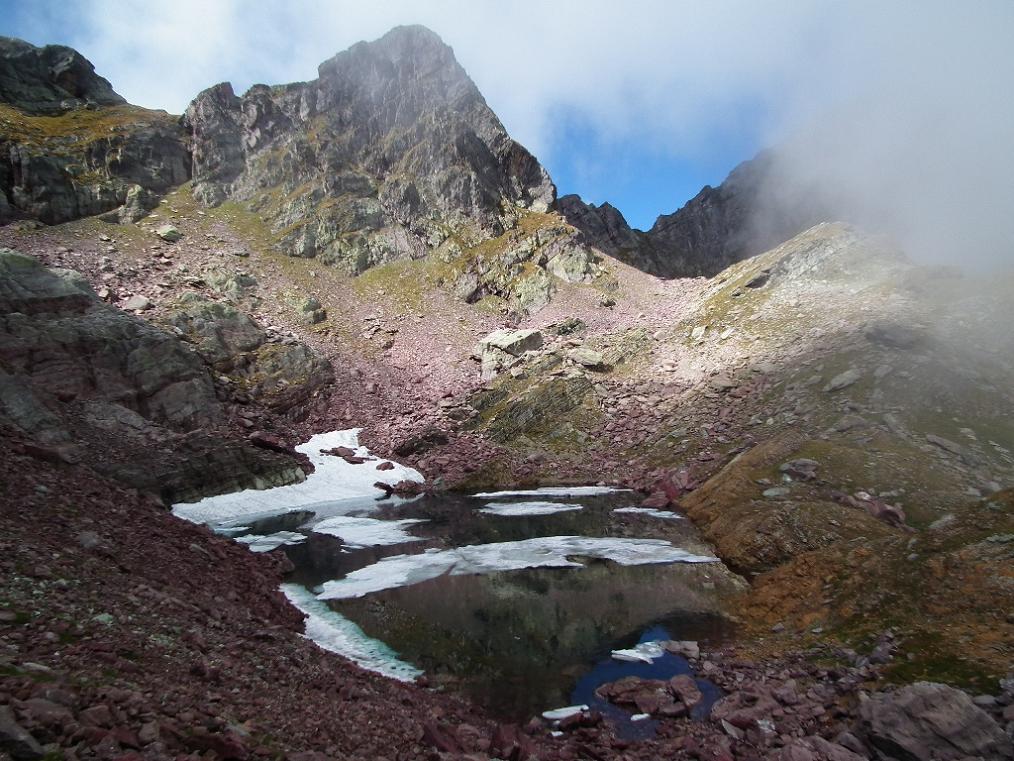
[0,36,125,114]
[859,681,1012,761]
[163,293,333,412]
[0,249,306,501]
[0,38,189,225]
[473,328,543,379]
[184,26,553,272]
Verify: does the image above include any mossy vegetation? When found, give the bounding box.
[0,103,178,149]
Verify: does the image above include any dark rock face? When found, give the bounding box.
[0,249,220,431]
[184,25,555,274]
[559,152,825,278]
[0,36,125,114]
[0,249,306,502]
[0,37,190,226]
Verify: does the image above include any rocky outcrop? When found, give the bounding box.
[560,152,825,278]
[164,293,333,413]
[0,36,125,114]
[184,26,554,273]
[859,682,1012,760]
[474,328,543,380]
[0,249,306,502]
[0,38,189,226]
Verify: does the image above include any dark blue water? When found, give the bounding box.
[570,624,723,739]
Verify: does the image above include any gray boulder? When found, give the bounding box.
[475,328,543,380]
[859,681,1012,760]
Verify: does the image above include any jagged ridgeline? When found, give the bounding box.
[0,25,817,306]
[0,27,609,313]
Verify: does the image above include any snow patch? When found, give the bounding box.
[611,640,666,663]
[172,430,423,525]
[312,516,428,547]
[234,531,306,552]
[478,501,583,516]
[319,536,718,600]
[542,704,588,721]
[472,486,627,499]
[613,507,684,520]
[281,584,422,682]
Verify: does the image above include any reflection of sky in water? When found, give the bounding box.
[570,624,723,740]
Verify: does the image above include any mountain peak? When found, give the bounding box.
[184,27,554,279]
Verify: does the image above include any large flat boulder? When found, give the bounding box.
[859,681,1012,761]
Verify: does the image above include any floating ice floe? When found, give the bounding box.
[318,536,718,600]
[611,640,666,663]
[478,501,584,516]
[472,486,627,499]
[630,713,651,722]
[542,704,588,721]
[172,430,423,525]
[613,507,684,520]
[234,531,306,552]
[312,516,428,547]
[281,584,422,682]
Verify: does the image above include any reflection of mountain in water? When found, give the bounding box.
[332,560,738,717]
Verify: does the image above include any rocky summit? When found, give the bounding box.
[1,24,1012,761]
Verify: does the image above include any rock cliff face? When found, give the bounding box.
[560,153,824,278]
[184,25,555,276]
[0,249,312,502]
[0,38,189,226]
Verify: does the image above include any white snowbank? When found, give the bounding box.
[312,516,428,547]
[478,501,583,516]
[472,486,627,499]
[611,640,666,663]
[542,704,588,721]
[319,536,717,600]
[281,584,422,682]
[172,430,423,525]
[613,507,684,520]
[234,531,306,552]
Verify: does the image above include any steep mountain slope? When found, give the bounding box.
[182,25,607,313]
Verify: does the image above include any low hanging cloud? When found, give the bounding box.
[14,0,1013,268]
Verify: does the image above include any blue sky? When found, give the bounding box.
[3,1,1014,266]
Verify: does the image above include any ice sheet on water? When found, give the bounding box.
[478,501,583,516]
[611,640,666,663]
[472,486,628,499]
[312,516,428,547]
[234,531,306,552]
[171,430,423,525]
[613,507,684,520]
[318,536,718,600]
[281,584,422,682]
